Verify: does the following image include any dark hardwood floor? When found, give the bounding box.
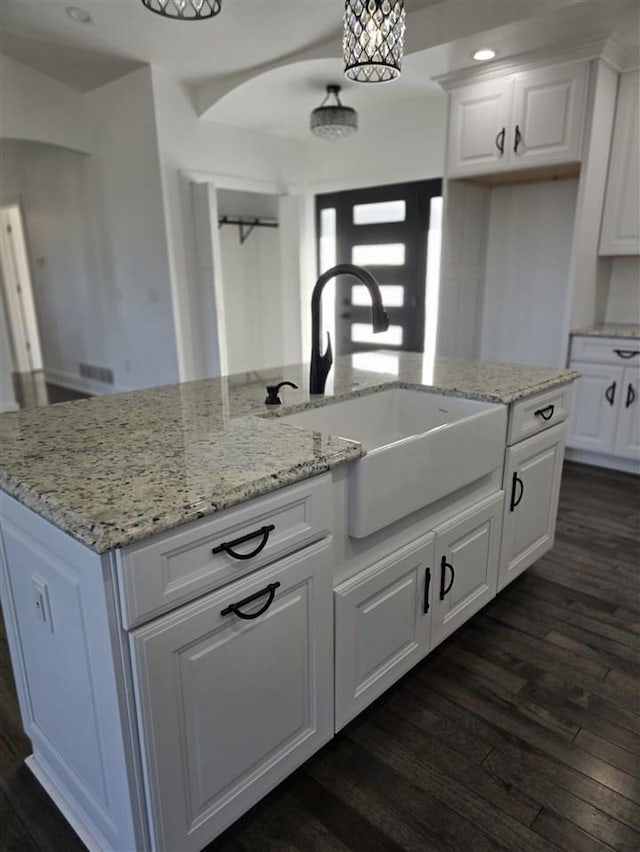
[1,462,638,851]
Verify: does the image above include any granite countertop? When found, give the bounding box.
[571,323,640,339]
[0,352,577,553]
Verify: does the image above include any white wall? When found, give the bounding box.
[604,257,640,323]
[0,141,110,388]
[85,66,179,390]
[0,54,90,154]
[303,93,447,192]
[218,226,284,373]
[150,65,307,382]
[479,178,579,368]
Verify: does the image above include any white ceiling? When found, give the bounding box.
[1,0,638,138]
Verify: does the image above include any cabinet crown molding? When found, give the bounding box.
[434,33,629,90]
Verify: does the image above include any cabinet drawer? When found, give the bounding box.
[570,335,640,366]
[118,475,330,628]
[508,385,572,445]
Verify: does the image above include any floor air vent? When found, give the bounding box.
[79,363,114,385]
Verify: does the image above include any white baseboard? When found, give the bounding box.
[26,754,108,852]
[1,399,19,413]
[565,448,639,475]
[44,368,130,397]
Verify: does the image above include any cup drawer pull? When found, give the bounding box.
[613,349,639,360]
[220,582,281,620]
[212,524,275,560]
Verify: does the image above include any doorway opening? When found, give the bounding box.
[0,203,46,406]
[315,179,443,370]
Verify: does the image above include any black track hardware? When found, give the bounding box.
[212,524,275,560]
[220,582,281,620]
[514,124,522,153]
[510,472,524,512]
[626,383,636,409]
[604,382,617,406]
[439,556,455,601]
[424,567,431,614]
[534,404,555,421]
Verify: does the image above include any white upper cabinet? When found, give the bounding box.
[600,70,640,255]
[447,78,512,177]
[447,61,589,178]
[511,63,589,168]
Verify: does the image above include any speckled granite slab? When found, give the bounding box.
[572,323,640,339]
[0,352,577,553]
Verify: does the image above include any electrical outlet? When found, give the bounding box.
[31,576,54,633]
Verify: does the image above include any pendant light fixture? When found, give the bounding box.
[344,0,405,83]
[310,85,358,141]
[140,0,222,20]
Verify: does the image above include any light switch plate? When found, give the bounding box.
[31,575,54,633]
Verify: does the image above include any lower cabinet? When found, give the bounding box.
[498,421,566,591]
[430,492,504,648]
[334,533,435,730]
[130,538,333,852]
[613,368,640,460]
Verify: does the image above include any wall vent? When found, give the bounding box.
[79,363,114,385]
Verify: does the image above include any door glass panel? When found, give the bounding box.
[352,284,404,307]
[351,352,400,374]
[351,323,403,346]
[353,200,406,225]
[352,243,405,266]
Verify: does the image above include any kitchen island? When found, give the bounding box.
[0,352,576,851]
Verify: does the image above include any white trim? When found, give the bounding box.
[182,168,284,196]
[435,34,627,90]
[27,756,109,852]
[565,447,640,475]
[1,400,19,412]
[44,368,130,397]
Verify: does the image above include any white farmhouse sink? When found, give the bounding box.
[281,388,507,538]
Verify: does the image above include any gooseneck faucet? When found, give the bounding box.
[310,263,389,395]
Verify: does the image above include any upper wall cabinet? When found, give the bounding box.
[599,71,640,255]
[447,61,590,178]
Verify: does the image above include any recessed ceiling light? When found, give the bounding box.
[66,6,92,23]
[472,48,496,62]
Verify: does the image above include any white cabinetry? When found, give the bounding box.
[567,336,640,468]
[447,61,589,178]
[130,538,333,852]
[600,71,640,255]
[430,492,503,647]
[498,390,570,591]
[334,533,434,730]
[499,422,566,591]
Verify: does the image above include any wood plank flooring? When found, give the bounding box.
[0,461,638,851]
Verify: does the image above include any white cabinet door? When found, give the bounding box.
[130,539,333,852]
[431,492,503,648]
[334,533,434,731]
[613,366,640,461]
[511,62,588,169]
[600,71,640,254]
[447,78,511,177]
[567,363,623,453]
[498,422,566,592]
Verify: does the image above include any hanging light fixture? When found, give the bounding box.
[310,85,358,141]
[140,0,222,21]
[344,0,405,83]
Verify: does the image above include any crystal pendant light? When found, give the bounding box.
[140,0,222,20]
[344,0,405,83]
[310,86,358,141]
